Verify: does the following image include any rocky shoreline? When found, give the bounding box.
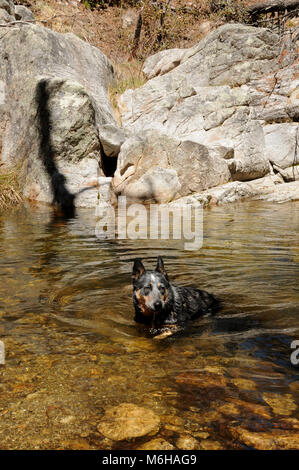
[0,1,298,210]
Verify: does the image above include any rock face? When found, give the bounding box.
[14,5,35,22]
[113,130,230,203]
[169,174,299,207]
[0,8,120,208]
[97,403,160,441]
[1,2,298,209]
[264,123,299,169]
[142,48,189,80]
[0,0,14,18]
[116,23,298,204]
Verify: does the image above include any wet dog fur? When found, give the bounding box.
[132,257,220,333]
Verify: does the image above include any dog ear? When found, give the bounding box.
[155,256,168,279]
[132,258,145,282]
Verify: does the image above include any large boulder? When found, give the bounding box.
[140,23,282,85]
[113,130,230,203]
[118,23,297,201]
[0,19,120,208]
[264,123,299,169]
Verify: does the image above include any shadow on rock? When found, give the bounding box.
[35,79,75,218]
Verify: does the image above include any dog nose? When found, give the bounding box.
[154,301,162,310]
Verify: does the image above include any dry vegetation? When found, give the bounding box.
[25,1,253,116]
[27,1,264,61]
[0,167,23,210]
[29,0,213,61]
[25,1,275,85]
[22,0,296,118]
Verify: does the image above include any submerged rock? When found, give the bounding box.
[277,418,299,430]
[262,393,297,416]
[228,398,272,419]
[175,435,199,450]
[290,382,299,393]
[218,402,240,416]
[194,431,210,439]
[199,440,224,450]
[97,403,160,441]
[230,427,299,450]
[231,378,257,391]
[137,438,174,450]
[175,372,228,388]
[161,415,185,427]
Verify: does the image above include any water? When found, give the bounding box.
[0,200,298,449]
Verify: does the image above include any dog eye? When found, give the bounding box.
[159,286,165,294]
[143,286,151,295]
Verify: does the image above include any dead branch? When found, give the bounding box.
[248,0,299,16]
[130,10,143,59]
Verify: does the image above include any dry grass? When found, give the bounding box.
[31,0,134,63]
[30,1,214,63]
[28,1,261,87]
[0,167,23,210]
[29,1,264,66]
[108,60,146,123]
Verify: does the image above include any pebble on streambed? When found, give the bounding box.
[262,392,297,416]
[229,427,299,450]
[137,438,175,450]
[97,403,160,441]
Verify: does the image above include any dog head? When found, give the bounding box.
[132,256,172,318]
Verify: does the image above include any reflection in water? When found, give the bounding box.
[0,200,298,449]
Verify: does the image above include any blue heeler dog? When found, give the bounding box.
[132,256,220,336]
